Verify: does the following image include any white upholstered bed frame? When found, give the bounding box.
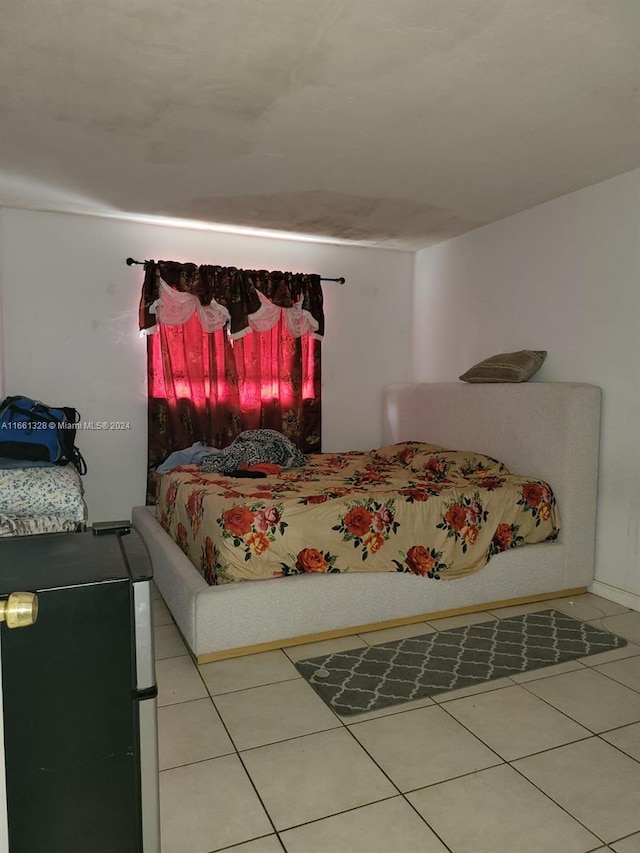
[132,382,601,662]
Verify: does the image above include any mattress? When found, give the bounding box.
[157,441,560,585]
[0,464,87,537]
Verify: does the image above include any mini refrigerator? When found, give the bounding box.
[0,529,160,853]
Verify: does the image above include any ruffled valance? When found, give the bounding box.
[139,260,324,339]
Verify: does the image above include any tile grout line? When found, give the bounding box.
[160,653,284,848]
[200,672,303,700]
[505,748,609,847]
[208,831,287,853]
[332,671,636,845]
[269,795,426,844]
[194,648,640,836]
[333,720,456,853]
[516,669,640,741]
[194,663,285,844]
[589,662,640,696]
[595,732,640,767]
[153,601,640,850]
[434,691,595,764]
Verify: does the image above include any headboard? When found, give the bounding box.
[382,382,602,584]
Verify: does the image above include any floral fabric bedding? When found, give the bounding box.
[156,442,560,585]
[0,464,87,536]
[0,513,81,538]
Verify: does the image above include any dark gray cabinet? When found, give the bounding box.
[0,531,160,853]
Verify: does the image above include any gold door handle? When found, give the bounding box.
[0,592,39,628]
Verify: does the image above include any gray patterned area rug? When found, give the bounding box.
[295,610,627,717]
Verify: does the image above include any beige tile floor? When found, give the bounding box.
[152,588,640,853]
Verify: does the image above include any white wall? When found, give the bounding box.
[0,209,413,523]
[413,168,640,599]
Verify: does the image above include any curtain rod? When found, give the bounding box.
[125,257,345,284]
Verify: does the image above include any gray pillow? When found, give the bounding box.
[459,350,547,383]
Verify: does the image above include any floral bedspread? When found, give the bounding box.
[0,464,86,522]
[0,513,81,538]
[156,442,560,585]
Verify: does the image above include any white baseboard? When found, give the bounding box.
[589,580,640,613]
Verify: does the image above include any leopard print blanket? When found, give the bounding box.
[198,429,306,474]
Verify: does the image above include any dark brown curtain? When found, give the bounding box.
[142,261,323,503]
[139,260,324,337]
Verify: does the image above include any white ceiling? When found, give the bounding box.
[1,0,639,250]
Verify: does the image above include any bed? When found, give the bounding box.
[133,381,602,662]
[0,464,87,537]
